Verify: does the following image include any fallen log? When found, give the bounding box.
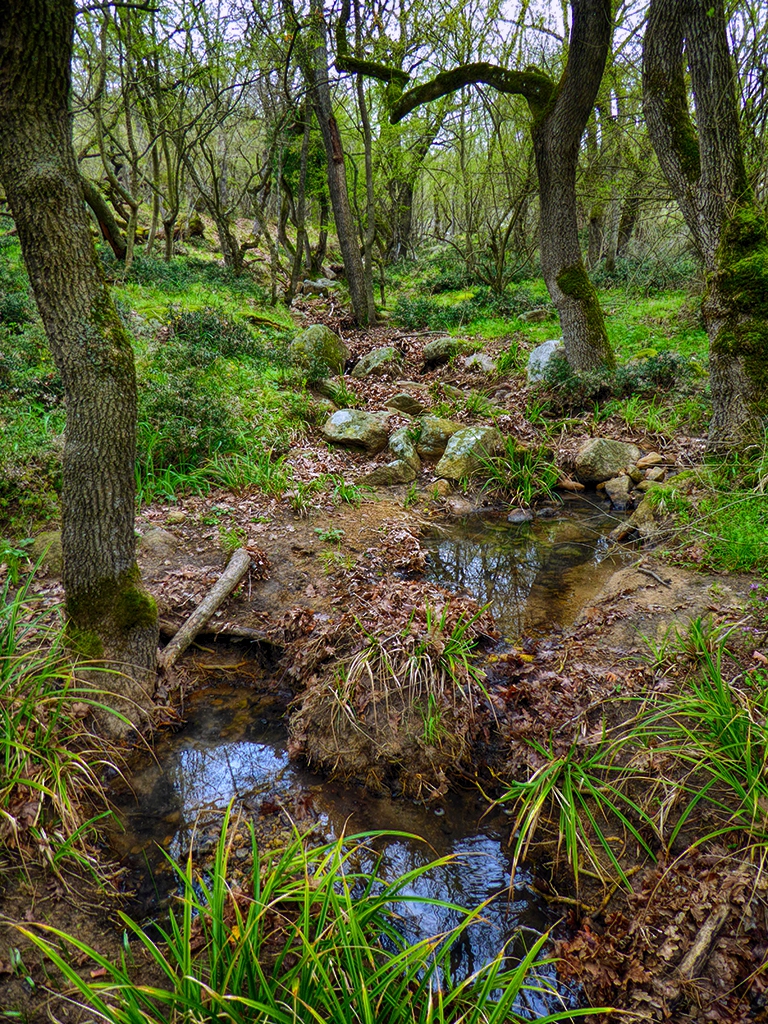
[158,548,251,672]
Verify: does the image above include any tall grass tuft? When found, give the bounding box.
[0,570,117,874]
[19,811,601,1023]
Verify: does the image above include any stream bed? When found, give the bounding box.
[113,497,627,1013]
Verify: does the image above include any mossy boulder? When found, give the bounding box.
[416,416,462,460]
[290,324,349,375]
[351,346,402,378]
[435,426,502,480]
[423,337,460,367]
[386,393,427,416]
[388,426,421,471]
[321,409,389,453]
[32,530,63,576]
[574,438,641,484]
[362,460,417,486]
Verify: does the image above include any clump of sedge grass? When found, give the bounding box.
[0,570,118,876]
[19,809,598,1024]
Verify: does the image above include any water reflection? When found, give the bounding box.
[424,499,625,637]
[114,689,578,1015]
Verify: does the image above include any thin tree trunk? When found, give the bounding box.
[0,0,158,732]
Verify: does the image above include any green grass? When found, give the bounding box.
[19,812,599,1024]
[478,437,560,506]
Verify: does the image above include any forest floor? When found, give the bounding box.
[3,297,767,1024]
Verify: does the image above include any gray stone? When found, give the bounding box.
[351,346,402,378]
[139,525,181,558]
[388,426,421,471]
[423,337,460,367]
[362,460,417,486]
[31,530,62,576]
[604,475,632,510]
[574,438,642,484]
[386,393,427,416]
[462,352,497,373]
[609,496,660,544]
[290,324,349,375]
[435,426,502,480]
[508,509,534,524]
[416,416,462,460]
[166,510,187,525]
[519,307,553,323]
[321,409,389,453]
[527,339,566,383]
[301,278,339,297]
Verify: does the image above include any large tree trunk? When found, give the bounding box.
[380,0,615,372]
[644,0,768,447]
[530,0,614,371]
[0,0,158,732]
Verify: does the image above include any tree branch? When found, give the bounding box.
[334,0,409,87]
[390,63,554,124]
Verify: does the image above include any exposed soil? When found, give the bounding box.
[2,306,765,1022]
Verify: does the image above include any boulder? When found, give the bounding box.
[527,339,566,383]
[645,466,666,482]
[321,409,389,453]
[301,278,339,297]
[290,324,349,375]
[604,475,632,510]
[609,496,660,544]
[351,346,402,378]
[386,393,427,416]
[462,352,497,373]
[574,438,642,484]
[31,530,62,576]
[362,460,417,486]
[423,337,460,367]
[139,525,181,558]
[388,426,421,471]
[435,426,502,480]
[519,307,553,323]
[416,415,462,460]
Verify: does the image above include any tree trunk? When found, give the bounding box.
[0,0,158,732]
[81,177,128,261]
[300,0,374,325]
[643,0,768,447]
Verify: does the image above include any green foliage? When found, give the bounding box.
[19,812,589,1024]
[157,308,268,370]
[393,285,542,331]
[478,437,560,506]
[0,571,118,874]
[591,252,702,295]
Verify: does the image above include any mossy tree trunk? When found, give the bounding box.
[338,0,615,372]
[0,0,158,732]
[643,0,768,448]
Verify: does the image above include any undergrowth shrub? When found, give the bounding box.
[590,252,702,294]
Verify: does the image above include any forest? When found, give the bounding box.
[1,0,768,1021]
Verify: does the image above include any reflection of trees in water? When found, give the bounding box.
[425,514,613,636]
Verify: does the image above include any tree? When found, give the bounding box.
[643,0,768,447]
[337,0,615,371]
[0,0,158,731]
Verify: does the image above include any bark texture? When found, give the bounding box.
[644,0,768,447]
[0,0,158,731]
[354,0,615,371]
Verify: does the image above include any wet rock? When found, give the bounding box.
[321,409,389,453]
[300,278,338,297]
[362,460,417,486]
[435,426,502,480]
[32,530,62,576]
[433,479,453,497]
[604,474,632,510]
[290,324,349,375]
[386,393,427,416]
[351,345,402,378]
[462,352,497,373]
[388,426,421,471]
[423,337,460,367]
[627,466,644,485]
[508,508,534,524]
[416,415,462,460]
[610,495,660,543]
[574,438,642,484]
[527,339,566,383]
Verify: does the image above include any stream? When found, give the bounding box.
[113,497,625,1014]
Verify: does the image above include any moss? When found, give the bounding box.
[66,564,158,635]
[557,264,594,301]
[556,263,616,371]
[65,624,104,661]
